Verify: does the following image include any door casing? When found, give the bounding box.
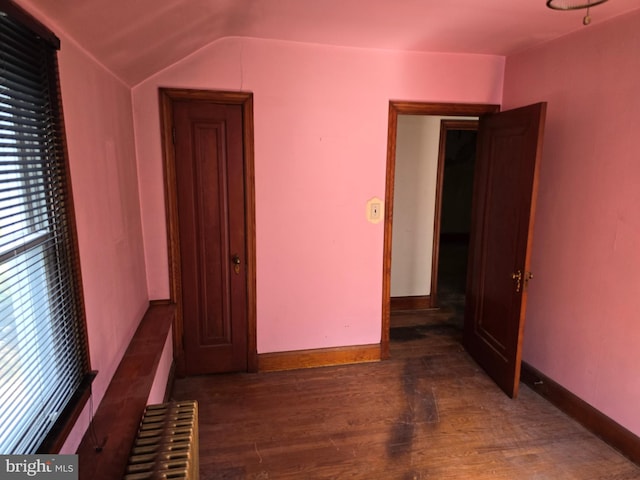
[159,88,258,375]
[382,101,500,359]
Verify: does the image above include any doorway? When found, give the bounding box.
[381,102,500,359]
[432,120,478,315]
[384,101,546,398]
[159,88,258,375]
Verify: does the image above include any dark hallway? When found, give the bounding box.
[434,126,477,317]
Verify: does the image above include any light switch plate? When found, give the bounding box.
[366,197,384,224]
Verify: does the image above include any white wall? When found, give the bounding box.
[390,115,476,298]
[390,115,441,297]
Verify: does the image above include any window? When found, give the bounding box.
[0,2,91,453]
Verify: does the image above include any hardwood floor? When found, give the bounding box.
[171,303,640,479]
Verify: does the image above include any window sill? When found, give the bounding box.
[76,302,175,480]
[38,371,97,454]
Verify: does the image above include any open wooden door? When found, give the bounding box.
[463,102,546,398]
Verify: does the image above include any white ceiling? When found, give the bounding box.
[20,0,640,86]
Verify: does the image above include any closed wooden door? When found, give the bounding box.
[464,103,546,398]
[173,99,248,375]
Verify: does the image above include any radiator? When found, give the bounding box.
[124,401,199,480]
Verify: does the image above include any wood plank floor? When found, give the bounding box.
[171,303,640,479]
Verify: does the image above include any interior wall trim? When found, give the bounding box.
[258,344,381,372]
[521,362,640,465]
[390,295,431,311]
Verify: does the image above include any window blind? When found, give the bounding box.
[0,5,90,453]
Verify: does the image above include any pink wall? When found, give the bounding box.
[58,37,150,452]
[15,0,152,452]
[503,9,640,436]
[133,38,504,353]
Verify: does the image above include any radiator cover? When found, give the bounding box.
[124,401,199,480]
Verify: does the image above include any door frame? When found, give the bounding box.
[381,101,500,359]
[159,88,258,374]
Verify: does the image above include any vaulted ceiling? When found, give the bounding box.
[21,0,640,86]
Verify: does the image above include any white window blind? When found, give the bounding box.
[0,3,91,454]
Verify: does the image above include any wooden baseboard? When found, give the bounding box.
[149,298,173,306]
[390,295,431,311]
[258,344,381,372]
[521,362,640,465]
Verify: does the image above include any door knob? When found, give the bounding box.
[231,254,241,274]
[512,270,533,293]
[512,270,522,293]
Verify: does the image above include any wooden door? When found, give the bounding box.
[463,102,546,398]
[173,99,248,375]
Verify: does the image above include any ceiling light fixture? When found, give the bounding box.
[546,0,609,25]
